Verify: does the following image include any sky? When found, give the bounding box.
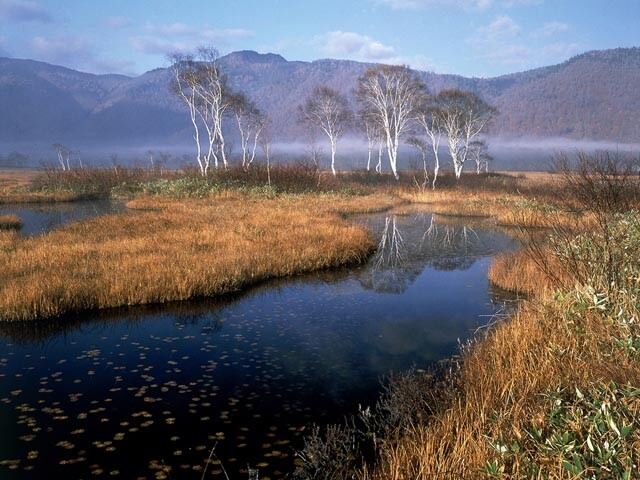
[0,0,638,78]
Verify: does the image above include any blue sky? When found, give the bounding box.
[0,0,638,78]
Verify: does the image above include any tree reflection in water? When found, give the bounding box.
[358,212,515,294]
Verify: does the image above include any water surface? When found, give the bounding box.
[0,199,123,236]
[0,211,517,479]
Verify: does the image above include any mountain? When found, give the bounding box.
[0,47,638,157]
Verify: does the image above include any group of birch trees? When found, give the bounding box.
[300,65,495,187]
[170,47,495,186]
[170,47,269,177]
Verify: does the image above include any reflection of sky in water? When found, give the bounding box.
[0,200,123,236]
[0,211,518,479]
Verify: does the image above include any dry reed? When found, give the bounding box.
[0,214,22,230]
[353,159,640,480]
[0,191,402,321]
[488,248,559,296]
[365,292,640,479]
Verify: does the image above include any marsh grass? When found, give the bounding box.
[5,159,640,477]
[362,285,640,479]
[294,155,640,480]
[0,169,38,189]
[357,158,640,479]
[0,191,402,321]
[0,214,22,230]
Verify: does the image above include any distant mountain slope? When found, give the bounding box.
[485,48,640,140]
[0,47,638,150]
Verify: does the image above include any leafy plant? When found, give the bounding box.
[486,382,640,479]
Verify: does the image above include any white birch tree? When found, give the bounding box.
[53,143,71,170]
[407,136,429,189]
[299,86,353,176]
[469,139,492,174]
[195,47,233,169]
[170,53,208,175]
[435,89,495,180]
[260,123,273,186]
[416,105,443,189]
[170,47,233,176]
[357,65,427,179]
[360,109,377,172]
[230,92,269,170]
[375,129,385,174]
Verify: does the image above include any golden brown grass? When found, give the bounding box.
[352,168,640,479]
[0,214,22,230]
[0,190,94,204]
[488,248,560,296]
[365,292,640,480]
[0,169,38,190]
[401,188,568,229]
[0,169,80,204]
[0,191,402,321]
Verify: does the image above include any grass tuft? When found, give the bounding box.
[0,214,22,230]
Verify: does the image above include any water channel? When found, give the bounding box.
[0,206,519,479]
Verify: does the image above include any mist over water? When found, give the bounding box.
[2,136,638,172]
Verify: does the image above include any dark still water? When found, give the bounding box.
[0,200,123,236]
[0,211,517,479]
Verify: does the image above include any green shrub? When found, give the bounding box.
[487,382,640,479]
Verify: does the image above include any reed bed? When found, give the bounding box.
[0,214,22,230]
[342,155,640,480]
[0,190,101,204]
[488,248,558,296]
[0,191,401,322]
[365,290,640,479]
[0,169,38,190]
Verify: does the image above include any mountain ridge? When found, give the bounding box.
[0,47,638,153]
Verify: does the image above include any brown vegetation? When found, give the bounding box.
[364,288,640,479]
[0,191,402,322]
[0,169,39,190]
[292,153,640,480]
[4,157,640,478]
[355,154,640,480]
[0,214,22,230]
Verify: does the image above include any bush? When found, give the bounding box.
[138,177,217,198]
[33,166,173,195]
[293,424,362,480]
[487,382,640,479]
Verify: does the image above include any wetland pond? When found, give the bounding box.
[0,208,519,479]
[0,199,123,236]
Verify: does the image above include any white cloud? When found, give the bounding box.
[479,15,522,40]
[469,15,582,74]
[145,23,253,40]
[106,16,132,29]
[394,54,440,71]
[315,31,396,60]
[541,42,581,58]
[130,36,192,56]
[146,22,195,36]
[375,0,542,9]
[28,35,136,75]
[30,35,92,64]
[132,23,254,56]
[501,0,542,6]
[0,0,51,22]
[376,0,493,9]
[483,44,531,66]
[313,30,439,71]
[533,21,571,38]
